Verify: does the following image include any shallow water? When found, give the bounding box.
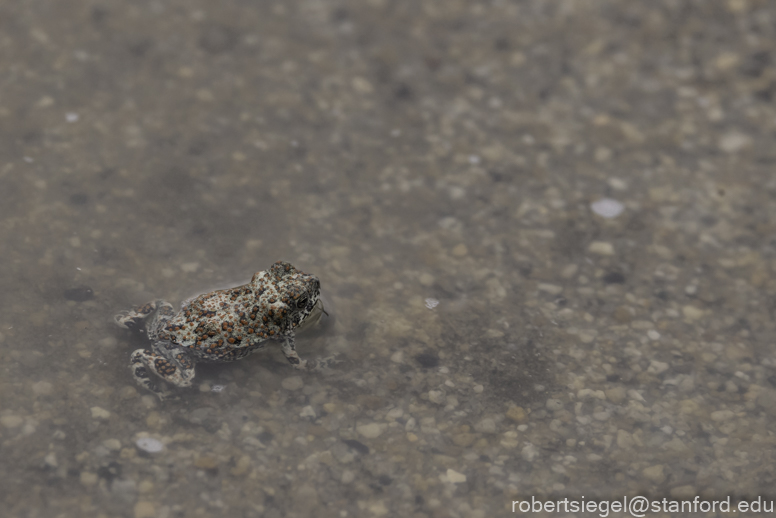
[2,1,776,517]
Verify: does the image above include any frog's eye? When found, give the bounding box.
[296,296,308,309]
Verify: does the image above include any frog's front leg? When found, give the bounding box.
[129,342,196,399]
[280,334,308,369]
[115,300,175,340]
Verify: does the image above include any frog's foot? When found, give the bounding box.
[115,300,175,332]
[114,310,140,330]
[129,345,196,400]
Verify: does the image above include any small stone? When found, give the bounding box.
[299,406,316,418]
[451,244,468,257]
[682,305,705,321]
[80,471,98,487]
[756,389,776,416]
[642,464,665,483]
[90,407,111,420]
[452,433,476,447]
[444,469,467,484]
[32,381,54,396]
[180,262,199,273]
[617,429,634,449]
[605,387,626,404]
[390,351,404,363]
[119,386,138,400]
[194,456,218,469]
[134,501,156,518]
[663,437,689,453]
[135,437,164,453]
[281,376,304,391]
[545,399,564,411]
[0,415,24,428]
[474,418,496,434]
[419,273,435,286]
[44,452,58,468]
[710,410,735,422]
[231,455,251,476]
[670,485,696,499]
[103,439,122,451]
[613,306,632,323]
[352,76,374,94]
[719,131,751,153]
[594,146,612,162]
[357,423,386,439]
[588,241,615,255]
[537,283,563,295]
[647,330,661,341]
[386,407,403,420]
[608,178,628,191]
[145,412,162,429]
[590,198,625,219]
[368,500,389,516]
[561,264,578,278]
[521,443,540,462]
[138,480,154,493]
[99,337,117,348]
[647,360,669,375]
[341,470,355,484]
[505,406,526,422]
[428,390,445,404]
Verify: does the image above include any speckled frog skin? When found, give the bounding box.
[115,261,321,398]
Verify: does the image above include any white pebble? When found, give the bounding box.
[136,437,164,453]
[299,406,316,418]
[65,112,79,122]
[590,198,624,219]
[356,422,386,439]
[424,298,439,310]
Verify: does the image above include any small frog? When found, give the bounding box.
[115,261,324,398]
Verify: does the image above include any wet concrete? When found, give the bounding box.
[2,1,776,517]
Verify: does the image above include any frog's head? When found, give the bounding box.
[261,261,322,331]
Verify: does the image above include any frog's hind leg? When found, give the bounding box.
[115,300,175,338]
[129,344,196,399]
